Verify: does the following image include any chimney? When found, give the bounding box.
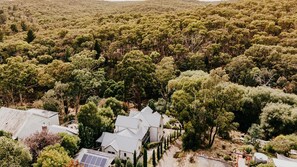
[42,123,48,132]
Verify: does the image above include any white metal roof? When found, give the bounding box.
[130,106,162,128]
[27,108,58,118]
[115,115,141,129]
[99,132,140,153]
[48,125,78,135]
[116,125,148,140]
[0,107,30,139]
[0,107,59,139]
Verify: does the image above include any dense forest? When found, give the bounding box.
[0,0,297,163]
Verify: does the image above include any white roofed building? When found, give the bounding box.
[0,107,77,139]
[97,106,163,160]
[97,132,142,160]
[0,107,60,139]
[76,148,116,167]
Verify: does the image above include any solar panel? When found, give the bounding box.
[81,155,88,163]
[100,159,107,167]
[81,153,108,167]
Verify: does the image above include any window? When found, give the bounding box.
[124,153,127,157]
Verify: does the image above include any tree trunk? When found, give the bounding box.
[64,99,69,115]
[75,94,81,114]
[19,93,23,106]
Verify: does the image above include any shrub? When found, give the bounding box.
[245,146,253,154]
[146,142,160,149]
[264,134,297,155]
[256,163,274,167]
[224,155,232,161]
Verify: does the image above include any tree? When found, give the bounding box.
[78,124,94,149]
[0,137,32,166]
[117,50,155,110]
[114,157,122,167]
[21,21,28,31]
[260,103,297,139]
[104,97,124,116]
[78,102,112,148]
[126,159,133,167]
[133,150,137,167]
[157,146,161,161]
[155,57,176,110]
[171,69,242,149]
[225,55,256,86]
[143,149,147,167]
[70,50,105,113]
[0,130,12,138]
[160,142,163,156]
[152,150,157,167]
[10,24,18,32]
[0,56,38,105]
[26,29,36,43]
[136,162,143,167]
[94,40,102,59]
[34,144,71,167]
[24,131,61,161]
[0,30,3,42]
[58,133,80,157]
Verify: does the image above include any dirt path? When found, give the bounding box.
[157,140,181,167]
[156,139,230,167]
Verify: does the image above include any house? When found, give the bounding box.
[97,106,163,160]
[76,148,116,167]
[97,132,142,160]
[115,115,150,143]
[129,106,163,142]
[0,107,60,139]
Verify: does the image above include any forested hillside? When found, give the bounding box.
[0,0,297,154]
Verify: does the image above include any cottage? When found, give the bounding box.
[97,132,142,160]
[0,107,59,139]
[97,106,163,160]
[0,107,77,138]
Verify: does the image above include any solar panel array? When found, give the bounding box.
[81,153,108,167]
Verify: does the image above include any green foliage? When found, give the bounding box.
[0,137,32,167]
[94,40,101,59]
[176,69,242,149]
[152,150,156,167]
[26,29,36,43]
[117,50,155,109]
[157,146,160,161]
[115,157,122,167]
[0,130,12,138]
[78,102,113,148]
[34,144,71,167]
[260,103,297,139]
[265,134,297,155]
[104,97,124,116]
[223,155,231,161]
[133,150,137,167]
[10,24,18,32]
[136,162,143,167]
[256,163,274,167]
[143,149,147,167]
[126,159,133,167]
[58,133,80,157]
[146,142,160,149]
